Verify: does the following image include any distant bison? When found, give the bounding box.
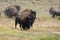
[49,7,60,18]
[4,5,20,18]
[15,9,36,30]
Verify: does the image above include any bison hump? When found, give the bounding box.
[18,12,31,20]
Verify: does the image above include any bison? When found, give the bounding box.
[49,7,60,18]
[4,5,20,18]
[15,9,36,30]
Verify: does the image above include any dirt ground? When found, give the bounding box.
[0,17,60,33]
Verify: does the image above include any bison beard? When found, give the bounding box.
[22,21,30,30]
[15,9,36,30]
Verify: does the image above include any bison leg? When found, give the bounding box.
[15,19,17,29]
[52,14,55,18]
[19,24,23,30]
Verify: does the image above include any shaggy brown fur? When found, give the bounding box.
[18,9,32,20]
[4,5,20,18]
[15,9,36,30]
[49,7,60,17]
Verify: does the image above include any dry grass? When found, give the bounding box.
[0,17,60,40]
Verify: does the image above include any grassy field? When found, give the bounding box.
[0,0,60,40]
[0,28,60,40]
